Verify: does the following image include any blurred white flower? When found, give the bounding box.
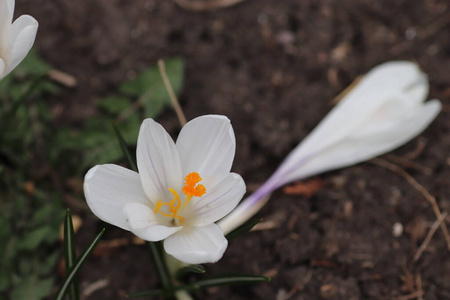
[218,61,441,234]
[0,0,38,79]
[84,116,246,264]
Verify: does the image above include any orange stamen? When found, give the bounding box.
[183,172,206,197]
[153,173,207,225]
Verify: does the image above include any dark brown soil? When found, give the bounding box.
[18,0,450,299]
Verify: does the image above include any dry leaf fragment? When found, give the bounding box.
[283,178,324,198]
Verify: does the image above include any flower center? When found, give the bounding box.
[153,172,206,225]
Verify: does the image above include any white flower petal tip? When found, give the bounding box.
[83,164,149,231]
[137,118,182,203]
[218,61,441,234]
[274,60,441,186]
[83,115,245,264]
[164,224,228,264]
[0,1,38,79]
[176,115,236,187]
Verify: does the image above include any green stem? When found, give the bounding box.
[147,242,173,291]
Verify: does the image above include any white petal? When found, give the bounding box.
[164,224,228,264]
[84,164,149,230]
[405,73,428,105]
[188,173,246,226]
[281,99,441,184]
[0,0,14,32]
[4,15,38,76]
[136,118,183,203]
[0,58,5,78]
[123,203,182,241]
[176,115,235,187]
[281,61,428,168]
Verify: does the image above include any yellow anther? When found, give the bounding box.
[153,173,207,225]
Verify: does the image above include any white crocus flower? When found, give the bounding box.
[218,61,441,234]
[0,0,38,79]
[84,115,246,264]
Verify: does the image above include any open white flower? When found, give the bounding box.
[0,0,38,79]
[218,61,441,234]
[84,115,246,264]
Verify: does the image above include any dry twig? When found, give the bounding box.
[394,291,424,300]
[158,59,187,127]
[390,11,450,56]
[173,0,246,11]
[413,212,448,262]
[278,266,313,300]
[83,278,110,297]
[403,138,426,160]
[331,75,363,105]
[415,273,423,300]
[384,154,432,175]
[370,158,450,250]
[48,69,77,88]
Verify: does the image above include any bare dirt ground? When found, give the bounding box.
[18,0,450,299]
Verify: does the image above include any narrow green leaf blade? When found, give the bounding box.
[64,209,79,300]
[126,289,166,298]
[147,242,172,290]
[112,121,137,171]
[175,265,206,282]
[190,275,270,290]
[225,218,262,240]
[54,228,105,300]
[128,274,270,298]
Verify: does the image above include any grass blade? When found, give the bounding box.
[54,228,105,300]
[111,121,137,172]
[147,242,172,290]
[175,265,206,282]
[189,275,270,289]
[126,289,166,298]
[128,274,270,297]
[225,217,262,240]
[0,74,46,130]
[64,209,79,300]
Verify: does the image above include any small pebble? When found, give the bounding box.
[393,222,403,237]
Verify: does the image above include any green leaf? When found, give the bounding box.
[54,228,105,300]
[54,114,141,170]
[225,218,262,241]
[64,210,80,300]
[37,251,60,276]
[97,96,131,114]
[29,205,62,227]
[0,74,46,131]
[0,235,14,291]
[14,50,51,76]
[10,277,53,300]
[16,226,54,251]
[120,57,184,118]
[175,265,206,282]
